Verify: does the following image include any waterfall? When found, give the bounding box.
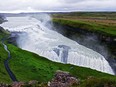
[0,14,114,75]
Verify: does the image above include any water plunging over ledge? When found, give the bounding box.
[0,14,114,75]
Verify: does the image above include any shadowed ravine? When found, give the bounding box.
[1,38,18,82]
[0,15,114,75]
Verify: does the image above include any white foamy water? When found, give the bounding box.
[0,15,114,75]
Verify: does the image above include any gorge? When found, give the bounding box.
[0,14,114,75]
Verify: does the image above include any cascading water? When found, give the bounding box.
[0,14,114,75]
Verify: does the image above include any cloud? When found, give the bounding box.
[0,0,116,13]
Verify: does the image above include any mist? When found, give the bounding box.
[72,34,110,59]
[0,13,114,74]
[53,23,110,60]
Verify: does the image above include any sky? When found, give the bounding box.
[0,0,116,13]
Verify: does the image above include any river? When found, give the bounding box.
[0,14,114,75]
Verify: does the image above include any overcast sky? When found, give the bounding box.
[0,0,116,13]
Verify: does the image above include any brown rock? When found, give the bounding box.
[49,70,80,87]
[12,82,25,87]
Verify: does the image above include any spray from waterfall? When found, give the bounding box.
[53,22,111,60]
[0,13,115,75]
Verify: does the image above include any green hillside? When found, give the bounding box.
[52,12,116,37]
[0,27,11,83]
[53,18,116,36]
[8,44,116,82]
[0,28,116,87]
[52,13,116,60]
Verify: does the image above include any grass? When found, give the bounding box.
[53,18,116,36]
[0,18,116,86]
[79,78,116,87]
[0,29,116,83]
[0,43,12,83]
[0,27,11,83]
[52,12,116,36]
[52,12,116,20]
[4,43,116,83]
[52,12,116,60]
[6,44,116,87]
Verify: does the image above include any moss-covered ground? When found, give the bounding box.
[0,28,116,85]
[52,12,116,36]
[0,13,116,86]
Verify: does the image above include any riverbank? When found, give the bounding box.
[0,27,116,86]
[0,13,116,87]
[2,38,18,82]
[52,12,116,60]
[52,12,116,37]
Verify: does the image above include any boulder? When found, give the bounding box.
[49,70,80,87]
[12,82,25,87]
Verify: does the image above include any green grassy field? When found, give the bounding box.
[52,12,116,36]
[0,28,116,86]
[52,12,116,60]
[52,12,116,20]
[0,27,12,83]
[7,44,116,82]
[0,14,116,86]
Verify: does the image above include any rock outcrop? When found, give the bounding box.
[49,70,80,87]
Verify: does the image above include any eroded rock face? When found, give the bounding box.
[49,70,80,87]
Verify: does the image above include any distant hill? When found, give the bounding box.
[0,14,7,24]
